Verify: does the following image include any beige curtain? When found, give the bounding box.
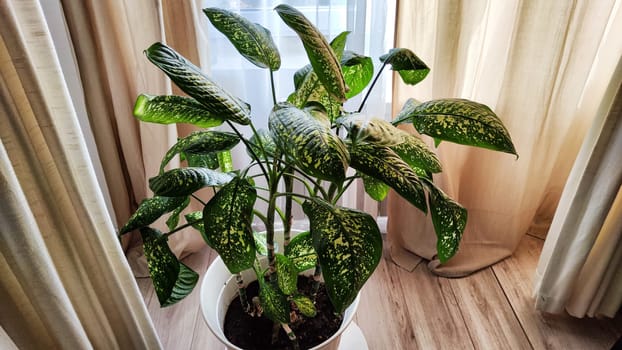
[388,0,622,276]
[534,60,622,318]
[0,0,160,348]
[58,0,209,271]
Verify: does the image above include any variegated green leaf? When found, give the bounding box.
[145,42,251,125]
[285,231,317,272]
[276,5,347,102]
[361,174,389,202]
[303,199,382,313]
[337,115,404,147]
[202,177,257,274]
[204,8,281,70]
[395,98,518,156]
[149,167,234,197]
[248,128,278,159]
[390,129,442,173]
[292,294,317,317]
[160,130,239,173]
[392,98,422,126]
[342,51,374,99]
[349,142,427,213]
[380,48,430,86]
[217,150,234,172]
[120,196,187,234]
[258,278,290,323]
[275,254,298,295]
[140,227,199,307]
[253,231,268,256]
[133,94,225,128]
[166,196,190,230]
[269,103,349,182]
[184,152,219,170]
[184,211,207,241]
[423,179,467,263]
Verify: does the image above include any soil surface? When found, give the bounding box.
[224,276,343,350]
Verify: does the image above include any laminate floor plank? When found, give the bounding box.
[190,248,223,350]
[492,235,622,350]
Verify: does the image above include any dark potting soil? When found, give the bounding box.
[223,275,343,350]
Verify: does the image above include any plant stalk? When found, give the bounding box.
[283,172,293,248]
[163,218,202,237]
[357,62,388,113]
[235,273,251,314]
[281,324,300,350]
[311,263,322,299]
[270,70,278,106]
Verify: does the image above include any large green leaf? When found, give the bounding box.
[204,8,280,70]
[184,211,207,241]
[276,4,347,102]
[184,152,219,170]
[149,167,234,197]
[140,227,199,307]
[361,174,390,202]
[120,196,187,234]
[337,114,404,147]
[160,130,239,173]
[349,142,427,213]
[303,199,382,313]
[202,177,257,274]
[390,129,442,174]
[145,42,251,125]
[133,94,224,128]
[269,103,349,182]
[394,98,518,156]
[284,231,317,272]
[380,48,430,86]
[392,98,421,125]
[423,179,468,263]
[275,254,298,295]
[258,278,290,323]
[342,51,374,99]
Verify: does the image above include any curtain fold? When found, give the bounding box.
[388,0,622,277]
[534,59,622,317]
[0,0,161,348]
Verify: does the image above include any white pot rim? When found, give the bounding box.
[200,256,360,350]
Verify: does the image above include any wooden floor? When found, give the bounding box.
[137,235,622,349]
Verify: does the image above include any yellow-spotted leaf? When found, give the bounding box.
[120,196,187,235]
[269,103,349,182]
[275,254,298,295]
[380,48,430,86]
[276,4,347,102]
[390,129,442,174]
[202,177,257,274]
[284,231,317,272]
[145,42,251,125]
[349,142,427,213]
[361,174,389,202]
[302,198,382,313]
[140,227,199,307]
[258,277,290,323]
[184,211,207,242]
[204,8,281,70]
[392,98,421,126]
[165,196,190,230]
[337,114,404,147]
[292,294,317,317]
[134,94,225,128]
[160,130,239,174]
[423,179,467,263]
[149,167,234,197]
[396,98,518,156]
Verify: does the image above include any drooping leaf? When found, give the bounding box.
[337,114,404,147]
[149,167,234,197]
[390,129,442,174]
[276,5,347,102]
[303,199,382,313]
[392,98,422,125]
[184,211,207,241]
[292,294,317,317]
[248,128,278,159]
[258,277,290,323]
[361,174,390,202]
[275,254,298,295]
[133,94,225,128]
[166,196,190,230]
[269,102,349,182]
[284,231,317,272]
[394,98,518,156]
[341,51,374,99]
[423,179,468,263]
[120,196,187,234]
[204,7,281,70]
[380,48,430,85]
[349,142,427,213]
[140,227,199,307]
[202,177,257,273]
[160,130,239,173]
[145,42,251,125]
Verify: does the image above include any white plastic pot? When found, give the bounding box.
[200,255,361,350]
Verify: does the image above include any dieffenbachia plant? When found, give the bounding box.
[120,4,516,347]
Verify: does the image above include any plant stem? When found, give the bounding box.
[163,218,202,237]
[281,324,300,350]
[191,194,206,206]
[225,120,269,180]
[235,273,251,313]
[270,70,278,106]
[332,174,359,204]
[283,172,293,248]
[357,62,387,113]
[266,184,278,280]
[311,263,322,299]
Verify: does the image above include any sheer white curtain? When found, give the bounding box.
[197,0,396,225]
